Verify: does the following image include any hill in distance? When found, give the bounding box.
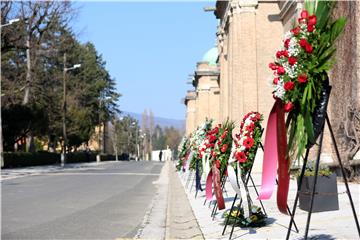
[122,111,185,131]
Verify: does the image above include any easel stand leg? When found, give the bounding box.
[222,194,238,235]
[185,171,193,188]
[287,114,360,239]
[304,128,325,238]
[286,146,310,240]
[326,115,360,237]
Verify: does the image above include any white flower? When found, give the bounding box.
[284,31,293,40]
[274,81,285,100]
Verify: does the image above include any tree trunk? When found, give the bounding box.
[23,35,31,105]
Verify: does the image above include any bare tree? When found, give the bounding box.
[149,109,155,153]
[1,1,74,105]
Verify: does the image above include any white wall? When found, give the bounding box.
[152,149,172,161]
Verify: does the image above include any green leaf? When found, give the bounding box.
[287,117,297,157]
[315,1,334,30]
[304,110,315,144]
[301,85,309,107]
[330,17,347,43]
[304,0,316,15]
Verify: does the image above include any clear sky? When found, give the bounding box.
[72,1,217,120]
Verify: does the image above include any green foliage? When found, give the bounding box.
[3,152,60,168]
[302,161,333,177]
[112,115,140,155]
[1,8,120,151]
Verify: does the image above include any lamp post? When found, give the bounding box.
[62,53,81,167]
[0,18,22,168]
[0,18,20,28]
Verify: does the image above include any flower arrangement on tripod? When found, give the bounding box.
[176,136,189,171]
[269,1,346,160]
[225,112,266,227]
[188,119,213,170]
[212,120,235,173]
[259,1,347,215]
[234,112,263,173]
[198,124,220,159]
[204,119,235,210]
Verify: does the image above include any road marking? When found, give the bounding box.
[46,172,161,176]
[1,172,160,181]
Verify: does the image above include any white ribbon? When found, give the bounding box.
[202,153,210,179]
[185,151,194,171]
[227,141,250,218]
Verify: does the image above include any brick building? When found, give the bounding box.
[184,0,360,168]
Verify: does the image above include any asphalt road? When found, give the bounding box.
[1,161,164,239]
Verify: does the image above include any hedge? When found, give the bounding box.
[2,152,126,168]
[3,152,60,168]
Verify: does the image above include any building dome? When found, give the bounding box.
[202,47,218,66]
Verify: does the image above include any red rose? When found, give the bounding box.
[211,151,216,157]
[269,62,277,70]
[307,24,315,32]
[291,26,300,36]
[284,102,294,112]
[283,50,289,58]
[284,39,290,49]
[298,74,308,83]
[276,51,282,58]
[299,38,308,48]
[243,137,254,149]
[284,81,295,91]
[308,15,317,26]
[288,56,297,66]
[277,66,285,75]
[298,18,305,24]
[221,144,227,153]
[305,44,313,53]
[273,77,279,84]
[235,151,247,163]
[301,10,309,19]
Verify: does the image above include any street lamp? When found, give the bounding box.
[62,53,81,167]
[0,18,20,28]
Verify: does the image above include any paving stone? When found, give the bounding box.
[179,166,360,240]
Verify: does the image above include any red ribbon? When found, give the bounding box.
[258,99,290,215]
[212,164,225,210]
[276,100,290,215]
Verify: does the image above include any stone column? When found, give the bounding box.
[218,32,228,121]
[231,0,258,126]
[185,91,196,136]
[227,11,234,121]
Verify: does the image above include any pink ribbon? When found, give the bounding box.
[258,99,290,215]
[205,169,213,201]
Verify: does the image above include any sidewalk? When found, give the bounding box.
[178,167,360,239]
[136,161,203,239]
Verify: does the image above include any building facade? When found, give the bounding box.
[184,0,360,168]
